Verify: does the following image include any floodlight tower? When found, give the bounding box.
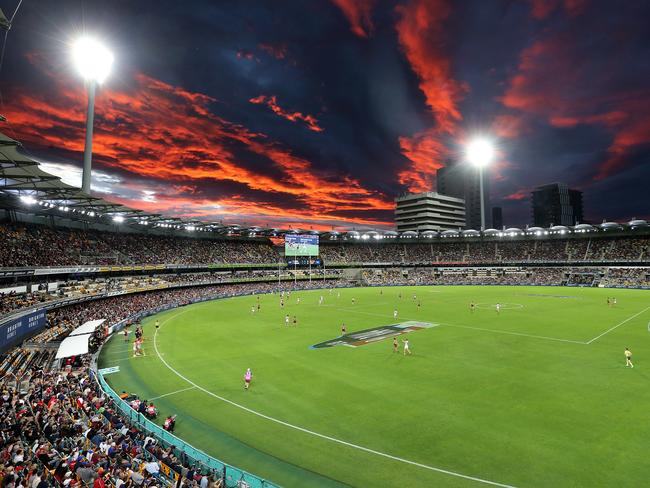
[73,37,113,194]
[466,138,494,231]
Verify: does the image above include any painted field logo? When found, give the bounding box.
[311,321,438,349]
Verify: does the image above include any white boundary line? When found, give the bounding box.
[151,308,517,488]
[586,306,650,344]
[150,386,196,401]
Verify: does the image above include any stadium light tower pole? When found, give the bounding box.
[73,37,113,194]
[466,138,494,231]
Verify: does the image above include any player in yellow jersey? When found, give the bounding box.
[625,348,633,368]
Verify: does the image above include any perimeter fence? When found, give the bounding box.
[94,369,281,488]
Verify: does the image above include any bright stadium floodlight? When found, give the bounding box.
[73,37,113,84]
[113,215,124,223]
[20,195,37,205]
[466,138,495,231]
[466,138,494,168]
[73,37,113,195]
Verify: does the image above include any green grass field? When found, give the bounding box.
[98,285,650,487]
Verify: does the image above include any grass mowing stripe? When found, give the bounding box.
[152,310,517,488]
[586,305,650,344]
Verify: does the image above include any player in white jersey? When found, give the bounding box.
[251,306,255,314]
[393,309,398,319]
[402,338,411,355]
[496,303,501,314]
[285,314,290,326]
[297,297,301,304]
[319,295,324,305]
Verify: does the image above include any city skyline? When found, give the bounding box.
[1,0,648,229]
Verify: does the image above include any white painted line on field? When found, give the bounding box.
[152,308,517,488]
[150,386,196,401]
[439,322,588,345]
[586,306,650,344]
[327,305,586,345]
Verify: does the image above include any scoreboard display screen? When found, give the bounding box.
[285,234,319,256]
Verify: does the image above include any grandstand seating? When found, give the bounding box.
[0,223,277,267]
[2,222,649,269]
[0,219,648,488]
[0,363,229,488]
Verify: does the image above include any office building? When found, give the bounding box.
[395,192,465,232]
[492,206,503,229]
[531,183,583,227]
[437,160,490,230]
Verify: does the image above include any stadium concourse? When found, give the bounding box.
[1,217,650,487]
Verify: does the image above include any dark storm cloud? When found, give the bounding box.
[1,0,648,228]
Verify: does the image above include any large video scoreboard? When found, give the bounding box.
[284,234,319,256]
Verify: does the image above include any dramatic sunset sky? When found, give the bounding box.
[1,0,648,229]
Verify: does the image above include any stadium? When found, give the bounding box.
[1,2,650,488]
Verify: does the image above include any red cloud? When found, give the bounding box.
[249,95,323,132]
[395,0,466,134]
[236,50,257,62]
[394,0,466,192]
[109,193,389,230]
[500,35,650,181]
[331,0,376,38]
[595,113,650,180]
[2,54,392,228]
[529,0,588,19]
[258,43,287,60]
[492,114,526,139]
[504,189,529,201]
[397,129,446,192]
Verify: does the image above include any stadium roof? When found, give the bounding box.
[0,131,281,235]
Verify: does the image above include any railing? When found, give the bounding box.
[95,371,281,488]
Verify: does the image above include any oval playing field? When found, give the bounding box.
[98,286,650,487]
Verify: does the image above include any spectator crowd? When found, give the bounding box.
[0,365,229,488]
[1,222,649,269]
[0,224,278,268]
[320,237,649,264]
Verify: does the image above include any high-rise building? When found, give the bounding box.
[436,160,490,230]
[531,183,583,227]
[492,206,503,229]
[394,192,465,232]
